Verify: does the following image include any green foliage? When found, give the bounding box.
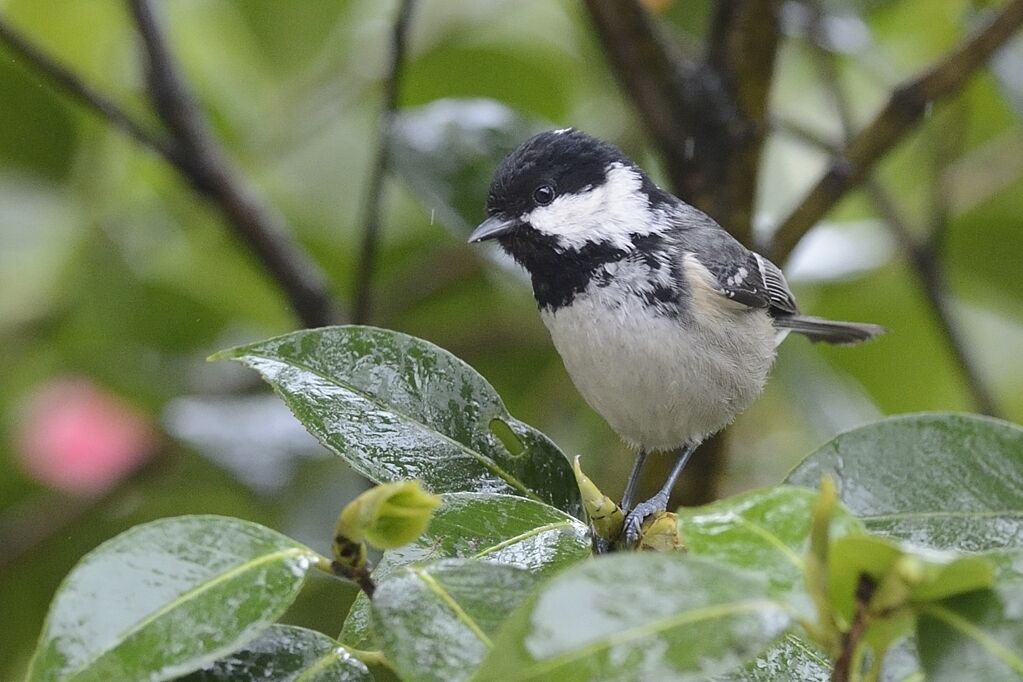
[476,555,791,681]
[24,327,1023,680]
[179,625,370,682]
[27,517,324,682]
[214,326,582,518]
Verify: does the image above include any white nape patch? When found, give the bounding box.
[552,127,574,135]
[524,164,657,251]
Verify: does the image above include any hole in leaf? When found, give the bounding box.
[489,418,525,457]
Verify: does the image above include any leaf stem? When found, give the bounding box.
[832,574,877,682]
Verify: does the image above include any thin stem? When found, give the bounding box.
[770,0,1023,261]
[352,0,416,324]
[832,574,876,682]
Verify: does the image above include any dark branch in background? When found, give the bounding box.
[584,0,781,243]
[128,0,341,328]
[0,9,341,329]
[770,0,1023,262]
[0,19,181,166]
[352,0,416,324]
[801,3,1001,417]
[705,0,782,244]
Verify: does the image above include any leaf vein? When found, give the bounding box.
[411,567,492,648]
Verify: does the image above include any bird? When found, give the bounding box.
[468,129,883,546]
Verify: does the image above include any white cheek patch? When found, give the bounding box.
[524,164,658,250]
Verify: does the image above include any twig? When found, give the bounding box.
[127,0,341,328]
[770,0,1023,261]
[0,17,181,166]
[802,5,1000,417]
[352,0,416,324]
[706,0,783,243]
[1,8,342,328]
[832,574,876,682]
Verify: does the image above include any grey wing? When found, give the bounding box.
[678,216,799,316]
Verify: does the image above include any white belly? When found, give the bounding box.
[540,290,777,451]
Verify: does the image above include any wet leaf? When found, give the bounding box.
[787,413,1023,552]
[27,516,322,682]
[215,326,582,518]
[179,625,370,681]
[372,559,538,682]
[476,554,791,681]
[389,98,544,239]
[677,486,863,605]
[340,492,591,649]
[918,585,1023,681]
[716,634,832,682]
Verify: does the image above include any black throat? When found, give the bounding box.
[498,227,628,310]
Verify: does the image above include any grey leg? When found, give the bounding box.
[622,442,697,545]
[620,449,648,513]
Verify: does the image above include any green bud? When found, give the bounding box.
[638,511,685,553]
[572,456,624,542]
[337,480,441,550]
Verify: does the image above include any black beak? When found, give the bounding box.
[468,214,519,243]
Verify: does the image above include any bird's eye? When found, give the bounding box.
[533,184,555,206]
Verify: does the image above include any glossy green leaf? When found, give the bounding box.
[476,554,791,682]
[389,98,544,239]
[215,326,582,517]
[27,516,322,682]
[340,492,591,649]
[678,486,863,605]
[716,634,832,682]
[787,413,1023,551]
[918,586,1023,681]
[372,559,539,682]
[179,625,370,682]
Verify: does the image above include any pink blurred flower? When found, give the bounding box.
[16,378,156,495]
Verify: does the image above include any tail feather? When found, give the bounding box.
[774,315,884,345]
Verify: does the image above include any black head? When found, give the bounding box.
[468,129,674,309]
[468,129,671,248]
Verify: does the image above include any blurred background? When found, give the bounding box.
[1,0,1022,677]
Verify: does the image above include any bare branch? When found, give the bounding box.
[128,0,342,328]
[353,0,416,324]
[0,16,180,165]
[706,0,783,243]
[770,0,1023,262]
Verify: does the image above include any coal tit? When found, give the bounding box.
[469,129,883,545]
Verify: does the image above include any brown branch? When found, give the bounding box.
[706,0,783,243]
[352,0,416,324]
[583,1,725,216]
[801,5,1001,417]
[832,574,876,682]
[770,0,1023,262]
[0,17,181,166]
[127,0,341,329]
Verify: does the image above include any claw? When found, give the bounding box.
[621,492,669,546]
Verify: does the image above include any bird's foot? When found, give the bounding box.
[622,491,669,546]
